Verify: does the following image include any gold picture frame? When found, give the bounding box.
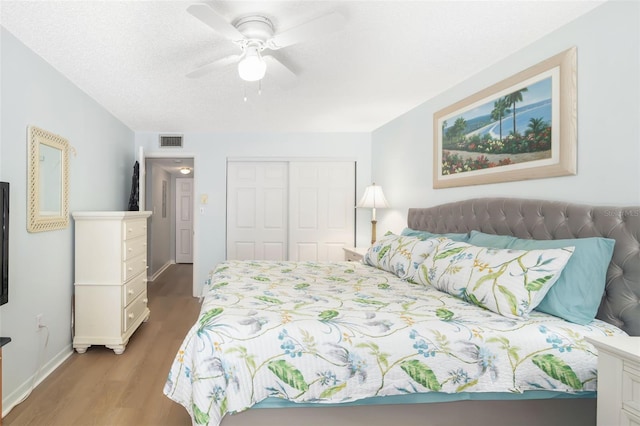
[433,47,577,189]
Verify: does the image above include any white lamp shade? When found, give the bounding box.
[357,184,390,209]
[238,46,267,82]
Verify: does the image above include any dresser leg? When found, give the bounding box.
[74,345,90,354]
[106,344,126,355]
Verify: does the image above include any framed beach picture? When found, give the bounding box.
[433,47,577,188]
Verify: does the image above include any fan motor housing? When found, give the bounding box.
[234,15,274,42]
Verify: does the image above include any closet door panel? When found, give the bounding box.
[227,162,288,260]
[289,161,355,261]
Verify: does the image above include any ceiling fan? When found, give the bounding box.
[186,3,346,87]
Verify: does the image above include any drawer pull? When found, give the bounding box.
[128,289,134,295]
[128,313,135,319]
[143,298,148,304]
[128,267,133,271]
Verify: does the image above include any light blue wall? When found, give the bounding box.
[0,28,134,412]
[135,132,372,294]
[372,0,640,234]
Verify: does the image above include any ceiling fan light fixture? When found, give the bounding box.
[238,45,267,82]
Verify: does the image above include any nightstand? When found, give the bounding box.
[587,336,640,426]
[343,246,368,262]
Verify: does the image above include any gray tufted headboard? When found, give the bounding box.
[408,198,640,336]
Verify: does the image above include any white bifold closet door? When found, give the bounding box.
[227,162,289,260]
[226,160,355,261]
[288,161,355,261]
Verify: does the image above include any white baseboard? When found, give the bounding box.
[2,344,73,418]
[148,260,174,282]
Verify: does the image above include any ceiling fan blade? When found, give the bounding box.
[263,56,297,89]
[186,55,240,79]
[187,3,245,42]
[268,12,345,50]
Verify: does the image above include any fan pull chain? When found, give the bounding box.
[243,85,248,102]
[258,80,262,96]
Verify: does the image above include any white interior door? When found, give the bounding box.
[227,162,288,260]
[289,161,355,261]
[175,178,194,263]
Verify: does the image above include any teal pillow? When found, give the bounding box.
[401,227,469,242]
[467,231,514,248]
[468,231,615,324]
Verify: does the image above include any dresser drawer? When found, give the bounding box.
[123,273,146,307]
[621,409,640,426]
[123,236,146,261]
[623,361,640,418]
[123,256,147,283]
[122,219,147,241]
[123,291,148,333]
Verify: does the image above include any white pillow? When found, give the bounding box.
[363,233,439,280]
[412,239,574,319]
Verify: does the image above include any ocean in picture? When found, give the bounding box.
[470,99,551,139]
[443,77,553,141]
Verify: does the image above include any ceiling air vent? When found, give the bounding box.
[159,134,183,148]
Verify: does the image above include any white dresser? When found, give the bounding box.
[587,336,640,426]
[72,211,152,355]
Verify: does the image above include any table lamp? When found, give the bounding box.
[357,183,390,244]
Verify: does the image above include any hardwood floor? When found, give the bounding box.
[4,264,198,426]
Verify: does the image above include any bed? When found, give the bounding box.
[164,198,640,426]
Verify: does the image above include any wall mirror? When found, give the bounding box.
[27,125,70,232]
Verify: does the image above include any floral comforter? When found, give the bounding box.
[164,260,626,426]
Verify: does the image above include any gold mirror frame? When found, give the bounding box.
[27,125,70,232]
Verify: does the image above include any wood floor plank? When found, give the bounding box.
[4,264,197,426]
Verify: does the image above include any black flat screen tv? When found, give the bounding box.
[0,182,8,306]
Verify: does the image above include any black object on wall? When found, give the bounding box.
[128,161,140,211]
[0,182,9,306]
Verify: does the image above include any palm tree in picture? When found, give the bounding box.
[526,117,547,138]
[504,88,528,135]
[491,98,510,141]
[443,117,467,148]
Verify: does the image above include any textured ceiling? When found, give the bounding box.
[1,1,605,133]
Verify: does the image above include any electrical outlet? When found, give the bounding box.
[36,313,44,330]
